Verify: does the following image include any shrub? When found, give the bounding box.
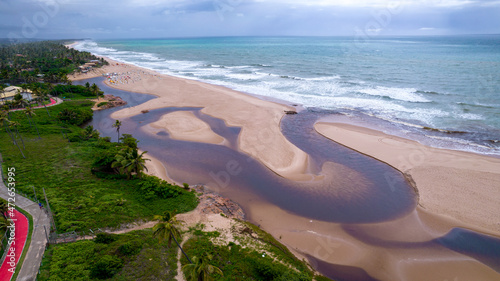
[97,102,108,107]
[138,175,183,200]
[57,108,92,126]
[90,255,123,279]
[52,84,95,98]
[252,258,282,280]
[67,133,83,142]
[119,134,138,150]
[94,233,118,244]
[117,241,140,256]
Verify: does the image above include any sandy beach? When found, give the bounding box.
[315,122,500,235]
[72,57,310,181]
[68,49,500,281]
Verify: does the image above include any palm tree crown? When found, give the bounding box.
[111,148,150,179]
[153,211,183,247]
[182,253,223,281]
[112,120,122,142]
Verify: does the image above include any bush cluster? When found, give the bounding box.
[57,107,93,126]
[138,174,184,200]
[52,84,96,98]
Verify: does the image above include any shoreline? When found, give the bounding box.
[67,44,500,280]
[69,53,312,181]
[315,122,500,235]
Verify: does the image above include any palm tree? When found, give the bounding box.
[182,253,223,281]
[111,148,150,179]
[9,120,25,150]
[37,89,52,117]
[31,85,51,117]
[90,83,103,100]
[153,211,192,264]
[13,90,25,109]
[0,111,25,158]
[24,106,41,139]
[112,120,122,142]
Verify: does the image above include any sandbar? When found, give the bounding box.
[315,122,500,235]
[148,111,225,145]
[67,46,500,280]
[70,56,310,180]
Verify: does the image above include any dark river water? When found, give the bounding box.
[77,77,500,281]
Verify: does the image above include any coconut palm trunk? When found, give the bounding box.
[11,122,25,149]
[112,120,122,143]
[172,233,193,264]
[3,120,25,158]
[25,107,41,139]
[40,90,52,117]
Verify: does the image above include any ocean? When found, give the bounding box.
[74,36,500,156]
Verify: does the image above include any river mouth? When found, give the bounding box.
[81,77,500,280]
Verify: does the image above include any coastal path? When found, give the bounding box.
[0,160,51,281]
[0,209,28,281]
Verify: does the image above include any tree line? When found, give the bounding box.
[0,41,108,84]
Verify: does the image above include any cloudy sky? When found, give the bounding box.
[1,0,499,39]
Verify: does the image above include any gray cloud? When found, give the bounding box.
[0,0,499,39]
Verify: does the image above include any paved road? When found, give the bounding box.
[0,161,51,281]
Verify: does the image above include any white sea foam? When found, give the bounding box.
[358,86,430,103]
[73,38,500,157]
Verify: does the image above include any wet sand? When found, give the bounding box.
[148,111,226,145]
[315,122,500,235]
[69,51,500,280]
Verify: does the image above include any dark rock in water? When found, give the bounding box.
[284,110,297,115]
[141,110,149,114]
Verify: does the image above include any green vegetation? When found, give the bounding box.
[1,40,329,281]
[0,100,198,233]
[51,84,103,100]
[0,198,8,258]
[182,253,223,281]
[153,211,193,264]
[0,41,107,84]
[112,119,122,141]
[37,229,179,280]
[180,221,329,281]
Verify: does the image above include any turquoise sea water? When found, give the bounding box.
[74,36,500,156]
